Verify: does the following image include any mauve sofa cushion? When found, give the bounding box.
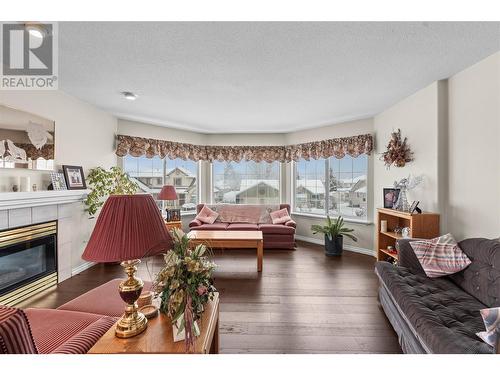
[258,224,295,235]
[192,223,229,231]
[25,308,115,354]
[189,218,203,228]
[58,278,153,317]
[227,223,259,231]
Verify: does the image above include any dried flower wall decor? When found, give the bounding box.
[380,129,413,168]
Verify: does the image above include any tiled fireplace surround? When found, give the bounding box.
[0,190,93,283]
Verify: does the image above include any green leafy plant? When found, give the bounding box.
[311,216,358,242]
[154,228,216,352]
[84,166,138,217]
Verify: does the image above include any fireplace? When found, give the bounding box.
[0,221,57,306]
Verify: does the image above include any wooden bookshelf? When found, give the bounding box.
[376,208,440,261]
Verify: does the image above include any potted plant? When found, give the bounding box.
[311,216,357,256]
[84,166,138,217]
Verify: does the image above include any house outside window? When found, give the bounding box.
[212,160,280,205]
[293,154,368,221]
[122,155,198,213]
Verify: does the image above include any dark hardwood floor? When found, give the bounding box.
[18,240,401,353]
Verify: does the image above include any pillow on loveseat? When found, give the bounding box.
[409,233,471,278]
[195,205,219,224]
[270,208,292,225]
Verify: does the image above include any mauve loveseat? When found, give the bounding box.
[189,204,296,250]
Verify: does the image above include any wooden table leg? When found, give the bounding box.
[210,317,219,354]
[257,239,263,272]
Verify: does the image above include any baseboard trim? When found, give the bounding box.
[72,261,95,276]
[295,235,375,257]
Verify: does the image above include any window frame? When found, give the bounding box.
[291,158,370,224]
[210,160,282,205]
[119,155,200,216]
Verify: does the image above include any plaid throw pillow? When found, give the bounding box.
[409,233,471,278]
[476,307,500,347]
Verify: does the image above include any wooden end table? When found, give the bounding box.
[88,293,219,354]
[187,230,264,272]
[165,220,183,232]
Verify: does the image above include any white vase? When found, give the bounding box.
[172,317,200,342]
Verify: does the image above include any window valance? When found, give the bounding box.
[115,133,373,163]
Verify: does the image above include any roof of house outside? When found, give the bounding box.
[296,179,325,195]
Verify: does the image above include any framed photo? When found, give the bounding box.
[167,208,181,222]
[50,172,67,190]
[62,165,86,190]
[409,200,421,214]
[383,188,400,209]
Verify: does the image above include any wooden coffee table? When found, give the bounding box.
[88,293,219,354]
[188,230,264,272]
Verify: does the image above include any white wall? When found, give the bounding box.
[0,90,118,271]
[373,82,441,216]
[0,90,117,190]
[447,52,500,240]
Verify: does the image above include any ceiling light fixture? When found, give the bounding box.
[121,91,138,101]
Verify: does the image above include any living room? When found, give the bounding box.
[1,1,499,372]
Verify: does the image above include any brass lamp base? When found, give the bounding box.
[116,259,148,339]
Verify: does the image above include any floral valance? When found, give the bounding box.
[115,133,373,163]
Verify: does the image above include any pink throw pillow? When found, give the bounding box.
[195,205,219,224]
[409,233,471,278]
[270,208,292,225]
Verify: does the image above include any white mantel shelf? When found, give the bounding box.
[0,190,90,210]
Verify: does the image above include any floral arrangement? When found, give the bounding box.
[153,228,216,352]
[380,129,413,168]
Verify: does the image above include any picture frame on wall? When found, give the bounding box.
[62,165,86,190]
[383,188,400,209]
[50,172,67,190]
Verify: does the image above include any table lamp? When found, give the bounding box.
[82,194,172,338]
[158,184,178,219]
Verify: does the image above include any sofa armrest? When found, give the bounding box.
[285,220,296,228]
[396,238,426,275]
[189,219,203,228]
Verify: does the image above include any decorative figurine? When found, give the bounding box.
[393,175,424,212]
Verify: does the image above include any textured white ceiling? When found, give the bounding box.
[58,22,500,133]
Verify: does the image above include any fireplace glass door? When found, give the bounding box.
[0,222,57,305]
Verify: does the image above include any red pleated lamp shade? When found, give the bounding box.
[158,185,178,200]
[82,194,172,263]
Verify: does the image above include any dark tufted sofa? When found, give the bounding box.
[375,237,500,354]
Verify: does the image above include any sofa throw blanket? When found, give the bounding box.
[207,204,280,224]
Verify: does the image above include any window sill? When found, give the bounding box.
[181,211,196,217]
[291,212,373,225]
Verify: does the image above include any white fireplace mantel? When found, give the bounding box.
[0,189,94,283]
[0,190,90,210]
